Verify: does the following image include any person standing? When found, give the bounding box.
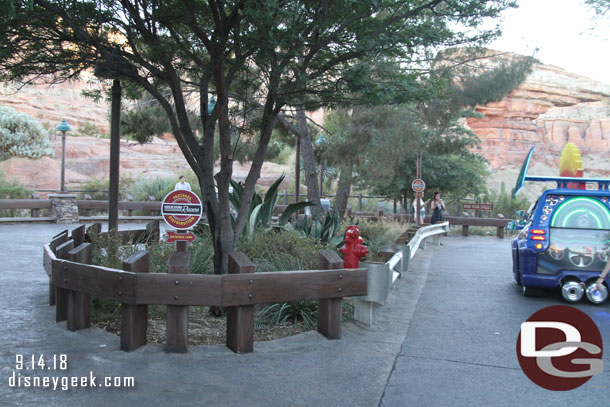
[412,193,426,225]
[175,175,191,191]
[427,191,446,245]
[428,191,446,224]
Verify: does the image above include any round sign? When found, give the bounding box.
[161,190,203,230]
[411,179,426,193]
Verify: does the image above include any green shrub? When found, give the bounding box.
[78,177,110,200]
[269,144,293,165]
[188,226,215,275]
[75,122,99,138]
[0,170,32,216]
[356,220,405,259]
[257,300,318,329]
[237,228,325,272]
[482,182,531,218]
[128,175,174,202]
[0,106,54,158]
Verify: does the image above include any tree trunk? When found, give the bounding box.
[334,160,354,219]
[297,107,323,217]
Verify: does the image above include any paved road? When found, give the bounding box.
[1,224,609,406]
[380,235,610,407]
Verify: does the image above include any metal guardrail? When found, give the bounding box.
[354,221,449,325]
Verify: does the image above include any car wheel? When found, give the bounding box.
[522,285,535,297]
[561,279,585,303]
[585,281,608,304]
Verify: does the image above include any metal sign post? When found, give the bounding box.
[161,190,203,352]
[412,178,426,227]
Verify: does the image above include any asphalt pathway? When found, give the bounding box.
[380,235,610,407]
[1,224,609,406]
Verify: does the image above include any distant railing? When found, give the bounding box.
[2,197,513,237]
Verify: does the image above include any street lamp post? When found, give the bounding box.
[315,134,327,196]
[55,118,72,193]
[208,96,216,115]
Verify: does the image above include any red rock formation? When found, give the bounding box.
[466,63,610,180]
[0,72,110,134]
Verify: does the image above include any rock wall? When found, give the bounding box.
[0,72,110,134]
[466,62,610,195]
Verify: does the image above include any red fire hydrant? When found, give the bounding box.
[339,225,369,268]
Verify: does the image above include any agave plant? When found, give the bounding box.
[290,210,344,247]
[229,175,313,235]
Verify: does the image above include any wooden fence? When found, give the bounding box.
[4,197,512,238]
[42,223,367,353]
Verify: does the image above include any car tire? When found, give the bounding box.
[522,285,536,297]
[561,279,585,303]
[585,281,608,304]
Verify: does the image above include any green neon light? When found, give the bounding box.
[550,197,610,228]
[561,209,602,229]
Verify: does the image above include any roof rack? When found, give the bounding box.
[513,147,610,197]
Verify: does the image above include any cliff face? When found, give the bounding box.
[0,72,110,134]
[466,63,610,195]
[2,61,609,197]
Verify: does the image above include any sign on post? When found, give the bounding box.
[166,231,197,243]
[411,179,426,193]
[161,190,203,232]
[463,203,494,211]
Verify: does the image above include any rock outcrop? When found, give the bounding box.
[0,72,110,135]
[466,61,610,195]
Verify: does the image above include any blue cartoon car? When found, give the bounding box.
[511,146,610,304]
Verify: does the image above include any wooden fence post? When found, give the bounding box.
[66,243,92,331]
[31,192,40,217]
[71,224,86,247]
[148,196,157,216]
[166,235,190,353]
[82,194,92,216]
[317,250,344,339]
[48,230,68,306]
[55,239,74,322]
[121,251,149,351]
[126,194,134,217]
[226,252,255,353]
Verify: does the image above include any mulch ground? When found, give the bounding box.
[94,306,308,346]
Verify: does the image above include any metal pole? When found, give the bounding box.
[295,135,300,203]
[109,79,121,231]
[319,162,323,196]
[60,131,66,192]
[416,151,422,227]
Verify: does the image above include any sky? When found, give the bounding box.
[487,0,610,84]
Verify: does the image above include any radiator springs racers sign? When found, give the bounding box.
[161,190,203,230]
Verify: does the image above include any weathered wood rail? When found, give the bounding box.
[4,197,512,238]
[42,223,367,354]
[0,197,54,221]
